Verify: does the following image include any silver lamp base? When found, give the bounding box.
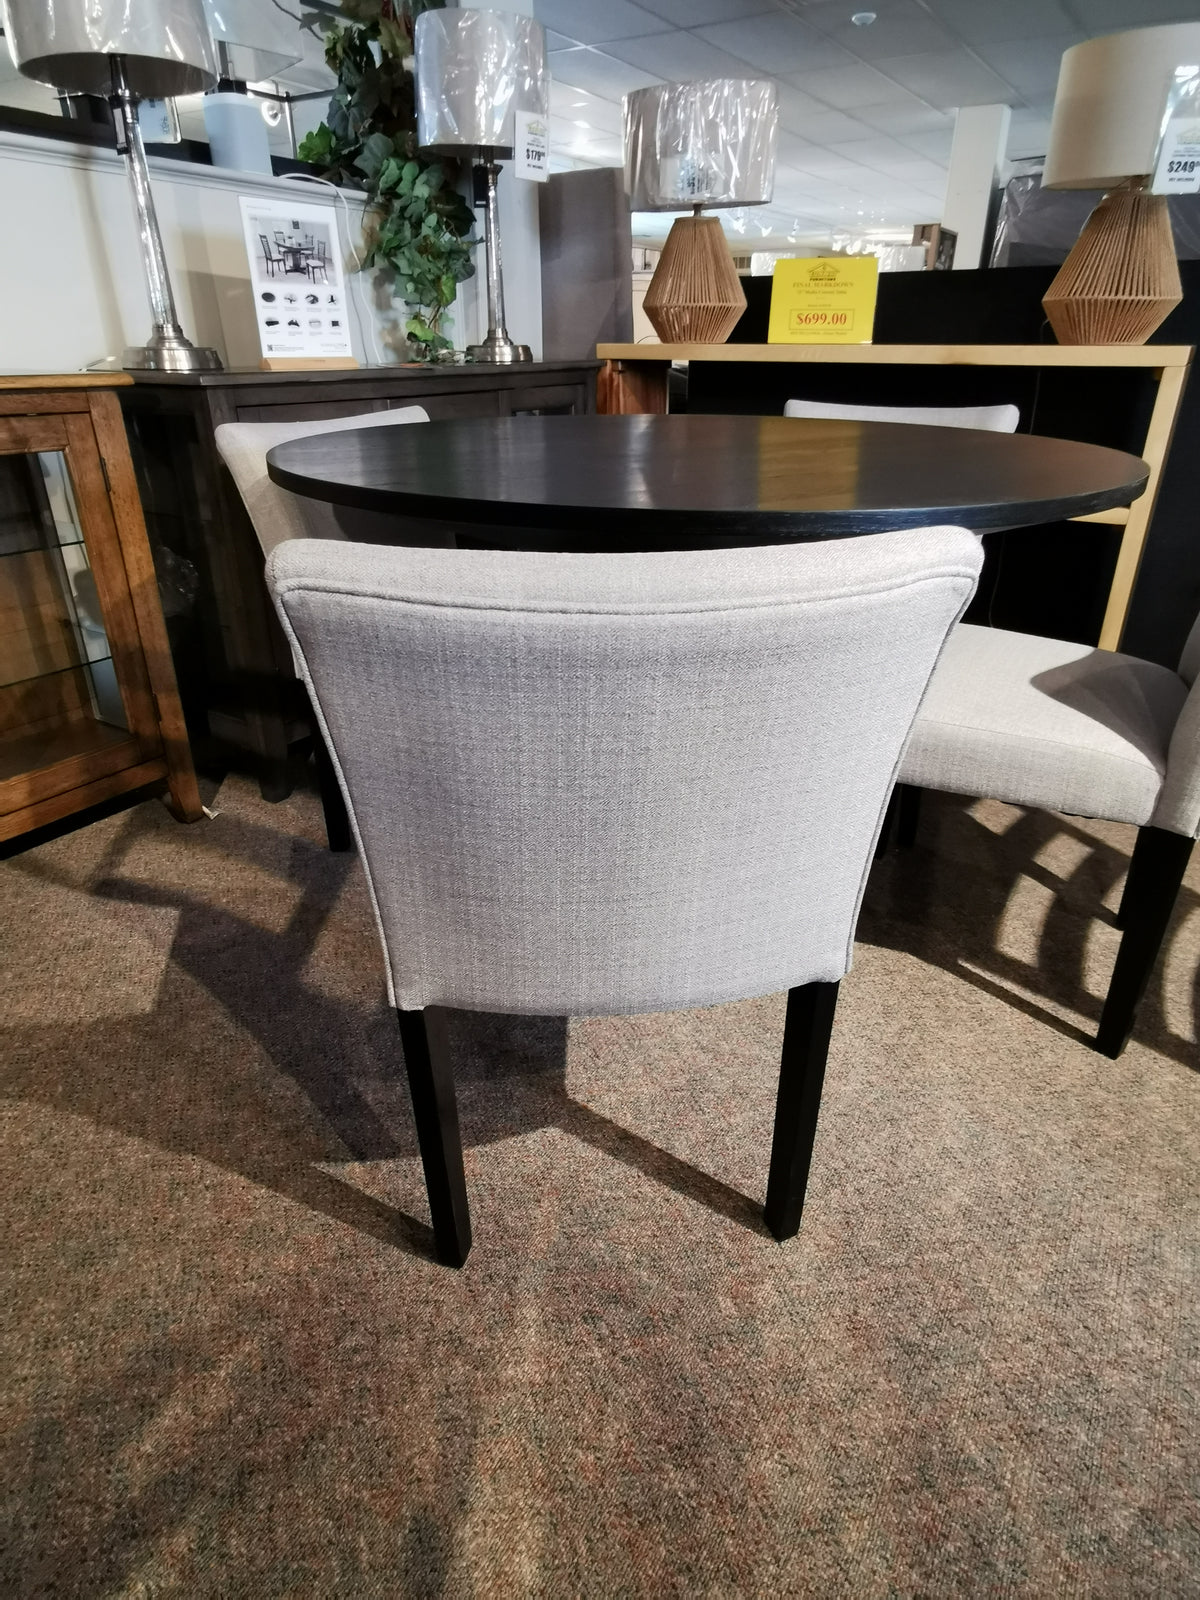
[122,331,224,372]
[467,334,532,364]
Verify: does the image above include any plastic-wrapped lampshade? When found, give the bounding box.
[415,7,548,158]
[1044,23,1200,190]
[204,0,303,83]
[0,0,217,98]
[624,79,778,211]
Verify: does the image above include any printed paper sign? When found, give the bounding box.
[239,197,355,364]
[767,257,879,345]
[513,110,549,182]
[1152,65,1200,195]
[137,99,180,143]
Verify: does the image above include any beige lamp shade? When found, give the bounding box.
[1044,22,1200,189]
[0,0,217,98]
[204,0,303,83]
[624,79,778,211]
[415,8,548,158]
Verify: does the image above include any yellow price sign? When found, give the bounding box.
[767,256,879,345]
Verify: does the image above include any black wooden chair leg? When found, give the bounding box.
[1113,825,1158,930]
[896,783,922,849]
[875,787,899,859]
[764,980,840,1242]
[1096,827,1193,1059]
[396,1006,472,1266]
[312,731,353,853]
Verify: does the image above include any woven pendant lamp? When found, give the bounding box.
[1041,24,1200,345]
[625,79,777,345]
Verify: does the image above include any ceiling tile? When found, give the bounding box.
[637,0,776,23]
[788,63,924,110]
[549,83,624,133]
[802,1,959,62]
[544,30,576,52]
[774,84,834,134]
[974,37,1075,101]
[548,48,661,99]
[603,31,758,80]
[1069,0,1200,24]
[872,50,1018,109]
[533,0,671,46]
[695,14,857,74]
[853,100,956,136]
[925,0,1079,45]
[777,107,875,143]
[899,128,956,161]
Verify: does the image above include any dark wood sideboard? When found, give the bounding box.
[120,361,598,799]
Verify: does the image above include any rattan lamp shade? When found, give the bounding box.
[624,78,778,345]
[1041,24,1200,345]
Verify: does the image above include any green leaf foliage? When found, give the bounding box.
[298,0,476,358]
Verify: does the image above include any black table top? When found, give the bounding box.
[266,413,1149,546]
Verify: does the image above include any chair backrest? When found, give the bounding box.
[216,406,429,557]
[783,398,1020,432]
[268,529,983,1017]
[1155,606,1200,838]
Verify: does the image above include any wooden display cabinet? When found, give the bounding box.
[0,376,202,843]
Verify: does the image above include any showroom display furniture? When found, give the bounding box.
[119,361,597,798]
[597,342,1192,651]
[0,374,202,843]
[783,399,1019,432]
[216,404,433,851]
[267,526,984,1264]
[897,616,1199,1057]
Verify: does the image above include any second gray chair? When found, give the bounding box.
[783,398,1020,432]
[268,528,983,1265]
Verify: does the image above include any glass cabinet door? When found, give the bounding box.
[1,414,155,800]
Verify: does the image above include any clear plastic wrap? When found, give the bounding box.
[0,0,216,98]
[624,79,778,211]
[414,9,548,158]
[203,0,302,84]
[990,173,1200,265]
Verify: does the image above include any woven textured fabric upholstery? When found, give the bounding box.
[215,406,429,557]
[269,529,982,1016]
[783,398,1020,433]
[899,622,1200,838]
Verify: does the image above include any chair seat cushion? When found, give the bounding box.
[900,624,1188,825]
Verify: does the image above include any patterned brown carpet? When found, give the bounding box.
[2,775,1198,1597]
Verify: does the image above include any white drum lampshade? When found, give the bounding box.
[623,78,778,344]
[0,0,216,97]
[1,0,222,370]
[416,7,548,158]
[202,0,303,175]
[1041,23,1200,344]
[415,8,549,364]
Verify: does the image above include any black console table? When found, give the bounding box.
[120,361,598,798]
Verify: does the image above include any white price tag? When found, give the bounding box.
[1152,119,1200,194]
[137,98,180,144]
[1151,64,1200,195]
[513,110,549,182]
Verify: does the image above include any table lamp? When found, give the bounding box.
[202,0,303,175]
[624,79,778,344]
[1042,22,1200,344]
[415,8,549,364]
[1,0,222,371]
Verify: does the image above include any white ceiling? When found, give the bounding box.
[537,0,1200,244]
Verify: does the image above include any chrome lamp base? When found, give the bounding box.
[466,333,532,363]
[122,330,224,372]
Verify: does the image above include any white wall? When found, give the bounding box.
[0,125,524,371]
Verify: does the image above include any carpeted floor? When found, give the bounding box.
[2,774,1198,1597]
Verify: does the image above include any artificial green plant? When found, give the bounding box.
[299,0,476,357]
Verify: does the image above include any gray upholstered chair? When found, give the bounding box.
[215,406,430,850]
[783,398,1020,432]
[268,527,983,1264]
[897,616,1200,1057]
[215,405,430,558]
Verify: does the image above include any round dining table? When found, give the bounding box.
[265,413,1149,550]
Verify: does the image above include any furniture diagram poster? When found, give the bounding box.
[239,198,355,364]
[767,257,879,344]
